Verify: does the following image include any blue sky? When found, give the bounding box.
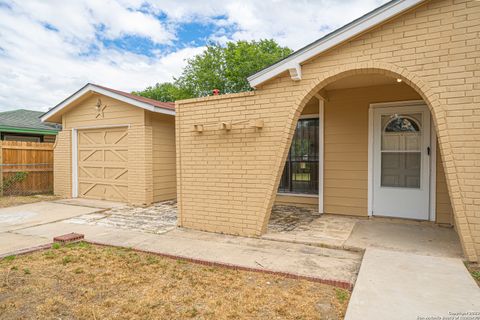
[0,0,388,111]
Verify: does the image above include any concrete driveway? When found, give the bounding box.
[0,201,104,255]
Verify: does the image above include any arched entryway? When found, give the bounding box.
[263,63,476,262]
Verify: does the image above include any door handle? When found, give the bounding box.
[427,146,431,156]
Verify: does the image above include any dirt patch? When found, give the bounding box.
[466,262,480,286]
[0,243,349,319]
[0,195,61,208]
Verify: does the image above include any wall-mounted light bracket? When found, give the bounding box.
[219,122,232,131]
[251,119,264,129]
[193,124,204,132]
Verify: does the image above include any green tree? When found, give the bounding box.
[134,39,292,101]
[132,82,190,102]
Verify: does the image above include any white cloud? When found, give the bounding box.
[0,0,389,112]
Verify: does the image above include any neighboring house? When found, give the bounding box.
[174,0,480,262]
[41,83,176,205]
[0,109,60,142]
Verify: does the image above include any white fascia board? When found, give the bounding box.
[247,0,424,87]
[41,84,175,122]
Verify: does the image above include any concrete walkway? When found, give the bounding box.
[1,199,478,317]
[345,248,480,320]
[9,220,362,285]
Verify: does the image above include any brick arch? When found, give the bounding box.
[261,61,477,261]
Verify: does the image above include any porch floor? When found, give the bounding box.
[265,205,463,258]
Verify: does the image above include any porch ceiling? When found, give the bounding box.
[323,74,399,90]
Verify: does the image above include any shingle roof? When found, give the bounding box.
[41,83,175,123]
[0,109,61,132]
[93,84,175,111]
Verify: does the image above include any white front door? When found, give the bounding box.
[372,105,431,220]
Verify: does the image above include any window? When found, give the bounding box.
[279,118,319,194]
[381,114,422,188]
[2,134,42,142]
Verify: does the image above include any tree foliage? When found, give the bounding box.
[132,82,191,102]
[133,39,292,102]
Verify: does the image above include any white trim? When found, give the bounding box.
[70,124,131,130]
[41,83,175,123]
[367,107,374,216]
[318,99,324,214]
[71,128,78,198]
[248,0,425,87]
[288,64,302,81]
[276,192,318,198]
[368,100,434,220]
[300,113,320,119]
[429,119,437,222]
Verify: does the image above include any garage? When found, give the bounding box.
[77,127,129,201]
[41,83,176,205]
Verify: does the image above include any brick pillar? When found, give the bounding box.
[54,130,72,198]
[128,125,153,206]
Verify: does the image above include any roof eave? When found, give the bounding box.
[247,0,425,88]
[41,83,175,123]
[0,126,59,135]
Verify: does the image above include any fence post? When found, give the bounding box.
[0,142,3,197]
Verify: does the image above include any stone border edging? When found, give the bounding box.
[0,239,354,291]
[86,240,354,290]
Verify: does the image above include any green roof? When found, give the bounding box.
[0,109,61,134]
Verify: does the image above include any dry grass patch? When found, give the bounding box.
[466,262,480,286]
[0,194,60,208]
[0,243,350,319]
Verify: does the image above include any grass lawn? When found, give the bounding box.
[466,262,480,286]
[0,194,60,208]
[0,243,350,319]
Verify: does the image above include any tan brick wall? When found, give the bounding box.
[53,130,71,198]
[176,0,480,261]
[436,142,454,225]
[128,124,153,205]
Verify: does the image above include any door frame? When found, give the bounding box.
[367,100,436,221]
[71,124,130,198]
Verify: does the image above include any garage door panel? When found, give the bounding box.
[105,185,128,201]
[105,130,128,145]
[79,149,103,161]
[78,166,103,179]
[79,131,103,145]
[104,149,128,162]
[104,167,128,180]
[78,127,128,201]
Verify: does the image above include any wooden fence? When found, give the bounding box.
[0,141,54,196]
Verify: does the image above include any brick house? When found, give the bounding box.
[43,0,480,262]
[175,0,480,262]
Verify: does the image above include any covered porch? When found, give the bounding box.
[265,204,462,258]
[274,72,454,225]
[270,72,461,256]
